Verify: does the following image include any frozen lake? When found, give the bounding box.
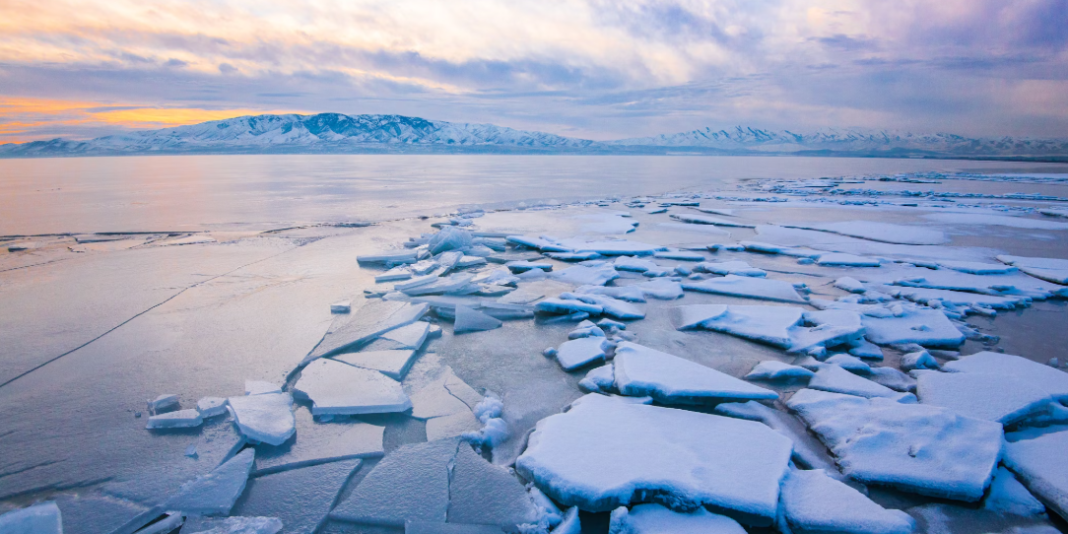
[2,155,1068,534]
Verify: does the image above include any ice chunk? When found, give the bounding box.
[787,388,1002,501]
[447,444,540,529]
[579,364,616,393]
[146,409,203,429]
[694,261,767,277]
[936,260,1017,275]
[825,353,871,374]
[554,238,662,256]
[789,309,865,354]
[983,466,1046,516]
[358,250,421,265]
[613,342,777,404]
[535,298,603,315]
[506,235,569,252]
[901,350,939,371]
[808,364,914,401]
[52,493,155,534]
[556,337,608,371]
[575,294,645,320]
[684,305,804,348]
[634,279,684,299]
[164,448,254,516]
[780,469,915,534]
[375,265,413,283]
[453,305,503,333]
[569,321,605,339]
[331,349,419,380]
[456,255,487,268]
[147,394,179,413]
[132,511,183,534]
[294,358,410,415]
[253,407,384,475]
[376,321,430,350]
[306,301,429,361]
[891,285,1028,312]
[784,221,948,245]
[849,338,884,360]
[548,251,602,261]
[1004,429,1068,521]
[671,304,729,330]
[916,371,1054,425]
[862,308,964,348]
[682,275,806,303]
[197,397,228,418]
[0,502,62,534]
[181,516,282,534]
[404,522,502,534]
[460,396,511,448]
[614,256,659,272]
[227,393,296,446]
[609,504,746,534]
[554,507,581,534]
[428,226,473,254]
[577,284,645,302]
[330,301,352,314]
[745,361,814,381]
[505,260,553,273]
[944,351,1068,401]
[233,459,361,534]
[550,264,620,286]
[816,253,881,267]
[403,273,476,296]
[835,276,866,293]
[868,367,916,392]
[516,394,792,525]
[890,267,1068,300]
[331,438,458,526]
[671,213,755,228]
[997,255,1068,285]
[654,250,705,261]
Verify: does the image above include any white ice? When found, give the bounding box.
[554,238,663,256]
[936,260,1018,275]
[505,261,553,273]
[834,277,866,293]
[868,367,916,392]
[713,400,838,474]
[1003,430,1068,521]
[181,516,282,534]
[550,264,620,286]
[918,370,1055,425]
[447,443,541,529]
[608,504,746,534]
[578,284,646,302]
[574,294,645,320]
[633,279,684,300]
[816,253,881,267]
[164,448,254,516]
[745,361,814,381]
[861,307,964,348]
[679,305,803,348]
[453,305,503,333]
[944,351,1068,401]
[612,342,777,404]
[555,337,608,371]
[579,364,616,393]
[535,298,603,316]
[780,469,915,534]
[901,350,939,371]
[294,358,410,415]
[227,392,296,446]
[824,353,871,374]
[378,321,431,349]
[245,380,282,396]
[682,275,807,303]
[670,213,755,228]
[653,250,705,261]
[614,256,660,273]
[147,394,179,413]
[375,265,413,283]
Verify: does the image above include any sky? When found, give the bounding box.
[1,0,1067,143]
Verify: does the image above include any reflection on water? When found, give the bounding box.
[1,154,1062,235]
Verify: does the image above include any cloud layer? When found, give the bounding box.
[1,0,1066,142]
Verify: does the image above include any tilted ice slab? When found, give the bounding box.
[883,266,1068,300]
[612,342,777,404]
[682,275,806,303]
[164,448,255,516]
[745,361,814,381]
[550,264,620,286]
[780,469,915,534]
[674,304,803,348]
[788,309,865,354]
[808,364,915,401]
[654,249,705,261]
[295,358,410,415]
[936,260,1017,275]
[182,516,282,534]
[983,466,1047,516]
[0,502,62,534]
[1003,430,1068,521]
[787,389,1003,501]
[997,255,1068,285]
[306,301,429,361]
[614,256,660,272]
[378,320,431,349]
[253,407,384,475]
[861,307,964,348]
[145,409,203,429]
[233,458,362,534]
[227,393,296,446]
[447,443,541,530]
[574,294,645,320]
[453,304,503,333]
[578,284,646,302]
[783,221,948,245]
[916,370,1054,425]
[887,285,1029,311]
[535,298,603,316]
[331,349,419,380]
[670,213,755,228]
[924,212,1068,230]
[516,394,792,525]
[694,261,767,277]
[944,351,1068,401]
[556,337,608,371]
[608,504,746,534]
[714,401,838,474]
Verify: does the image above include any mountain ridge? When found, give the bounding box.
[2,113,1066,159]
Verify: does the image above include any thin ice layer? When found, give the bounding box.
[516,394,792,525]
[787,389,1002,501]
[612,342,777,404]
[294,358,410,415]
[0,502,62,534]
[233,459,362,534]
[780,469,915,534]
[331,349,419,380]
[306,301,429,361]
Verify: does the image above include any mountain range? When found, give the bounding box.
[2,113,1066,160]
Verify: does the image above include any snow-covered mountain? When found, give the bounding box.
[609,126,1068,157]
[2,114,1066,158]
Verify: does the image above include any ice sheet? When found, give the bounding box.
[228,393,296,446]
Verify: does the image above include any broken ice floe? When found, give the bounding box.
[745,361,814,381]
[453,305,503,333]
[516,394,791,525]
[550,264,620,286]
[233,458,361,534]
[253,406,384,475]
[815,252,881,267]
[164,448,254,516]
[306,301,429,361]
[670,213,755,228]
[145,409,203,430]
[612,342,777,404]
[983,466,1047,516]
[693,260,766,277]
[784,221,948,245]
[713,401,838,474]
[181,516,282,534]
[147,394,179,414]
[227,393,296,446]
[0,502,62,534]
[682,275,807,303]
[331,349,419,380]
[1004,430,1068,521]
[997,255,1068,285]
[834,277,866,293]
[673,305,801,348]
[555,337,608,371]
[197,397,228,418]
[245,380,282,396]
[808,364,915,402]
[294,358,410,415]
[944,351,1068,401]
[779,469,915,534]
[609,504,746,534]
[787,388,1002,501]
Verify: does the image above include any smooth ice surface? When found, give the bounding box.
[868,367,916,392]
[331,349,419,380]
[447,444,540,529]
[53,494,150,534]
[146,409,203,429]
[671,304,729,330]
[234,459,361,534]
[686,305,804,348]
[682,275,806,303]
[426,410,481,441]
[983,466,1047,516]
[516,394,792,524]
[998,255,1068,285]
[245,381,282,396]
[550,265,620,286]
[331,438,458,527]
[825,354,871,373]
[862,308,964,348]
[379,321,431,349]
[556,337,608,371]
[535,298,603,315]
[294,358,410,415]
[613,342,777,403]
[745,361,814,381]
[453,305,503,333]
[780,469,915,534]
[579,284,646,302]
[808,364,914,401]
[633,279,683,299]
[197,397,228,418]
[787,389,1002,501]
[944,351,1068,401]
[164,448,255,516]
[609,504,746,534]
[554,239,662,256]
[307,301,429,360]
[408,367,482,420]
[228,393,296,446]
[253,407,384,475]
[579,363,616,393]
[835,277,866,293]
[1004,430,1068,521]
[916,371,1053,424]
[614,256,659,272]
[816,253,881,267]
[148,394,180,413]
[0,502,62,534]
[786,221,948,245]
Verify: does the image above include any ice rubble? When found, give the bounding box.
[0,502,62,534]
[983,466,1047,516]
[164,449,254,516]
[227,393,296,446]
[787,389,1002,501]
[555,337,608,371]
[779,469,915,534]
[997,255,1068,285]
[868,367,916,392]
[1004,430,1068,521]
[682,275,807,303]
[745,361,814,381]
[612,342,777,404]
[608,504,746,534]
[294,358,410,415]
[252,407,384,475]
[516,394,792,525]
[807,364,915,401]
[331,349,419,380]
[233,458,361,534]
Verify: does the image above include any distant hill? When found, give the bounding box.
[2,113,1066,159]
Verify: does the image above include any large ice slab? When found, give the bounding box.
[682,275,806,303]
[307,301,429,361]
[228,393,296,446]
[809,364,915,401]
[53,493,152,534]
[787,389,1002,501]
[554,239,662,256]
[294,358,410,415]
[671,213,755,228]
[145,409,203,430]
[634,279,684,299]
[997,255,1068,285]
[614,256,660,273]
[983,466,1047,516]
[1004,430,1068,521]
[916,370,1053,425]
[378,321,431,349]
[331,349,419,380]
[575,294,645,320]
[447,443,541,529]
[234,459,362,534]
[516,394,792,525]
[181,516,282,534]
[331,438,458,527]
[745,361,814,381]
[861,307,964,348]
[780,469,915,534]
[816,252,881,267]
[408,366,482,420]
[0,502,62,534]
[164,448,255,516]
[613,342,777,404]
[944,351,1068,401]
[253,406,384,475]
[713,401,837,474]
[677,305,803,348]
[608,504,746,534]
